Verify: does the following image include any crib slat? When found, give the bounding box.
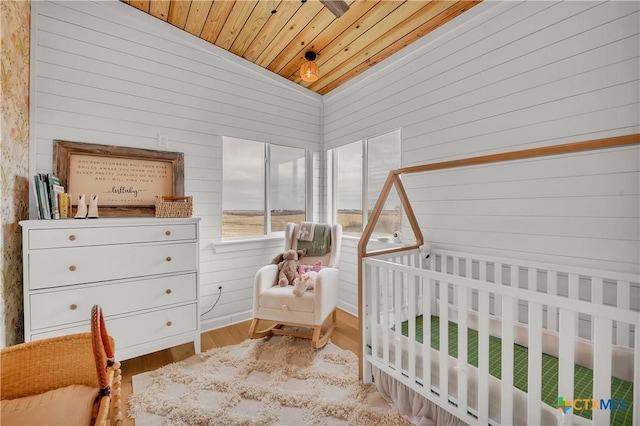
[440,255,450,319]
[414,264,421,323]
[417,253,424,302]
[431,256,438,315]
[408,273,417,383]
[480,261,490,315]
[592,316,612,426]
[363,263,373,383]
[422,278,432,393]
[558,309,575,425]
[370,265,379,367]
[590,277,603,342]
[501,296,514,425]
[547,270,558,332]
[394,270,402,373]
[494,263,503,317]
[568,274,579,337]
[510,266,519,324]
[467,259,474,315]
[528,268,537,328]
[439,279,449,405]
[477,290,490,424]
[591,276,603,305]
[527,302,542,426]
[382,269,390,367]
[452,257,459,318]
[616,280,630,346]
[510,265,518,288]
[466,257,473,279]
[634,325,640,426]
[457,283,468,419]
[528,268,537,291]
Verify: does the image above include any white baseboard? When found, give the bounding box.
[200,310,252,333]
[338,301,358,317]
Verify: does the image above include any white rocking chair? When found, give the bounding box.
[249,222,342,348]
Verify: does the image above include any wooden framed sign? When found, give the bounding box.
[54,140,184,217]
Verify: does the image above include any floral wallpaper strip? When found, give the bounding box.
[1,0,30,347]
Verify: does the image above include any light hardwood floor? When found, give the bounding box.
[120,309,359,425]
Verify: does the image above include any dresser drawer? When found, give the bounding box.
[28,223,196,249]
[28,242,197,290]
[30,303,198,352]
[110,304,198,350]
[29,273,197,330]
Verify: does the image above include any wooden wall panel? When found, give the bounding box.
[337,240,359,314]
[31,0,322,330]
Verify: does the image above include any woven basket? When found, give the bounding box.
[155,195,193,218]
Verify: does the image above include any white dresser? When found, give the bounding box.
[20,217,201,361]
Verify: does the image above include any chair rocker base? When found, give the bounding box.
[248,309,337,349]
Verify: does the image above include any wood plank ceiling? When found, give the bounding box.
[122,0,481,95]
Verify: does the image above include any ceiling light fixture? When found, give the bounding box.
[300,51,319,83]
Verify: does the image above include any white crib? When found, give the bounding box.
[356,135,639,426]
[361,248,639,425]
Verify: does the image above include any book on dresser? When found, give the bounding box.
[19,217,202,361]
[33,175,50,220]
[47,173,62,220]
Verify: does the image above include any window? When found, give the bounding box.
[332,130,401,235]
[366,131,402,235]
[270,145,306,232]
[222,137,306,238]
[334,141,363,233]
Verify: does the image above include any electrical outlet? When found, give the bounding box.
[158,134,169,148]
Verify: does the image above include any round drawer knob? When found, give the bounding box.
[165,256,172,262]
[68,235,76,241]
[165,230,171,236]
[166,321,172,327]
[69,265,77,272]
[165,289,172,295]
[70,304,78,310]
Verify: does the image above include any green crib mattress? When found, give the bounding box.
[399,315,634,426]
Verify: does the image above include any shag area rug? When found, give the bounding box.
[129,335,411,425]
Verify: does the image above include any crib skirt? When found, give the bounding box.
[373,367,469,426]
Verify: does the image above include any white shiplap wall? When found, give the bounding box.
[323,1,640,315]
[30,0,322,331]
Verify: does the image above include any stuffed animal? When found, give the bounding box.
[297,261,322,274]
[271,248,307,287]
[293,271,317,297]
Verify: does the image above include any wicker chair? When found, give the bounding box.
[1,305,122,426]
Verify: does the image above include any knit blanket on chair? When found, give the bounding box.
[297,224,331,256]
